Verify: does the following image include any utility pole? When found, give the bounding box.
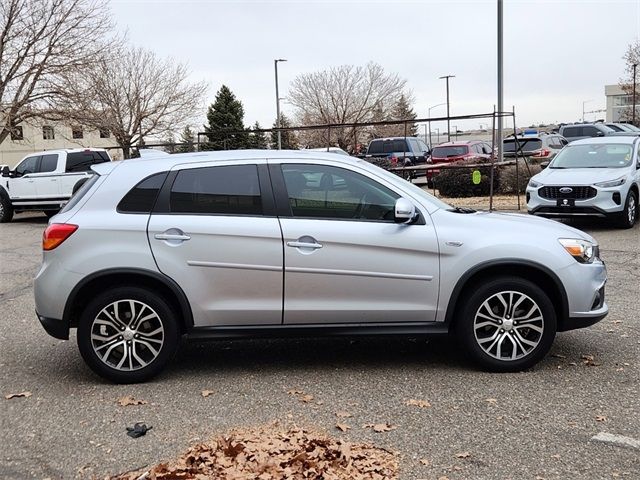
[439,75,455,141]
[497,0,503,163]
[274,59,287,149]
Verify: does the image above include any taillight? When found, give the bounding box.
[532,149,550,158]
[43,224,78,251]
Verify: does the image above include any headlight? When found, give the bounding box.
[558,238,599,264]
[594,177,626,188]
[528,180,541,188]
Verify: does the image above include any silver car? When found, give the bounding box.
[34,151,608,383]
[527,136,640,228]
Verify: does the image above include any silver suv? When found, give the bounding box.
[34,151,608,383]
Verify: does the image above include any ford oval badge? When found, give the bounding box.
[559,187,573,194]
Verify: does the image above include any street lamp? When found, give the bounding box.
[582,99,593,123]
[428,102,446,148]
[439,75,455,141]
[274,58,287,149]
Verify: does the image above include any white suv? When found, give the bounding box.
[34,150,608,383]
[0,148,111,222]
[526,137,640,228]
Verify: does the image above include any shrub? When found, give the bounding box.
[499,164,541,194]
[434,157,498,197]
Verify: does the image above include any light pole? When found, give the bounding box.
[633,63,638,125]
[439,75,455,141]
[582,99,593,122]
[274,58,287,149]
[435,128,440,145]
[428,102,446,148]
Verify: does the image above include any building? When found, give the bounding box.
[605,84,634,123]
[0,119,119,167]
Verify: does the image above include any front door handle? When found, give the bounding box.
[154,232,191,242]
[286,240,323,249]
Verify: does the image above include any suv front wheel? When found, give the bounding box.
[456,276,557,372]
[616,190,637,229]
[77,287,179,383]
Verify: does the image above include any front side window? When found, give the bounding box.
[170,165,262,215]
[15,156,39,176]
[38,154,58,173]
[281,164,399,221]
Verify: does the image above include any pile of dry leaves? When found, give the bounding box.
[111,424,398,480]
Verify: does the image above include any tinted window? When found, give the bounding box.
[38,154,58,173]
[582,126,600,137]
[562,126,581,138]
[408,138,421,153]
[417,139,429,152]
[503,139,543,152]
[118,172,168,213]
[282,164,399,221]
[367,139,409,155]
[15,156,39,175]
[66,151,110,172]
[431,146,469,158]
[170,165,262,215]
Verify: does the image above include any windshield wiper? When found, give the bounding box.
[449,206,476,214]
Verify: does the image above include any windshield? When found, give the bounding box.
[503,138,542,152]
[550,144,634,169]
[431,145,469,157]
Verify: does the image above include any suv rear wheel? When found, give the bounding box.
[77,287,179,383]
[456,276,557,372]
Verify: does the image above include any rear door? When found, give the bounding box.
[273,161,440,325]
[147,161,283,327]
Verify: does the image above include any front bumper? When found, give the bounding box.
[526,185,626,218]
[37,312,70,340]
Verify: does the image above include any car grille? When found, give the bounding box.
[538,186,597,200]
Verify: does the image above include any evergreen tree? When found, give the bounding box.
[178,125,195,153]
[163,132,177,153]
[203,85,248,150]
[391,94,418,136]
[270,114,299,150]
[247,121,268,149]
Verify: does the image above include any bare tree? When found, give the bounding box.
[64,46,208,158]
[0,0,114,145]
[619,41,640,124]
[288,62,409,150]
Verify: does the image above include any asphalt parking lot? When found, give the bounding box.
[1,213,639,480]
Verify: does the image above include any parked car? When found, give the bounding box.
[559,123,634,142]
[526,136,640,228]
[430,140,493,164]
[34,150,608,383]
[604,123,636,133]
[503,133,568,163]
[0,148,112,222]
[365,137,430,166]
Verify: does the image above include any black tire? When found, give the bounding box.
[616,190,637,229]
[456,276,557,372]
[77,286,180,383]
[0,194,14,223]
[44,209,60,218]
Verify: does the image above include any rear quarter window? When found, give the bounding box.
[118,172,168,213]
[66,151,110,172]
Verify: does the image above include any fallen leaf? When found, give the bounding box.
[455,451,471,459]
[336,423,351,432]
[595,415,607,422]
[551,353,566,359]
[438,476,450,480]
[117,396,147,406]
[335,411,353,418]
[568,362,577,366]
[419,458,430,466]
[300,394,314,403]
[4,391,32,400]
[551,454,561,459]
[405,399,431,408]
[485,398,498,405]
[287,389,303,395]
[363,423,396,433]
[581,354,601,366]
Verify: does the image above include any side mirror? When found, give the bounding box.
[540,161,549,170]
[394,198,417,224]
[1,166,9,177]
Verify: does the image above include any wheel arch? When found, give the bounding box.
[63,268,193,333]
[444,259,569,330]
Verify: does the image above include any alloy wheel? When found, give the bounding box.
[90,299,164,371]
[628,194,636,225]
[473,290,544,361]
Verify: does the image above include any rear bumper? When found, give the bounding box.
[37,311,69,340]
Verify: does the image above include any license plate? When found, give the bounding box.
[556,198,575,207]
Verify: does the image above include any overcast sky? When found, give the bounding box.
[110,0,640,133]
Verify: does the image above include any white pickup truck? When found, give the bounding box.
[0,148,112,222]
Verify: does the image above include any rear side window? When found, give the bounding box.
[169,165,262,215]
[39,154,58,173]
[562,126,580,138]
[503,139,543,152]
[66,151,110,172]
[118,172,168,213]
[367,139,409,155]
[431,146,469,157]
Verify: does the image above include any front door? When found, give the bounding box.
[148,162,283,327]
[274,162,440,325]
[10,155,40,199]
